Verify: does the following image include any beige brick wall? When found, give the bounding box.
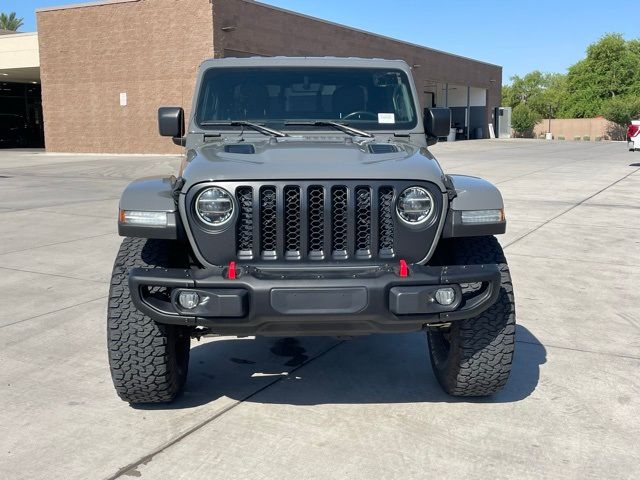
[37,0,213,154]
[533,117,615,140]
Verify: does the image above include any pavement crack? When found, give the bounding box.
[0,197,121,215]
[0,295,107,329]
[507,252,640,267]
[616,312,640,332]
[517,339,640,360]
[0,265,110,284]
[105,340,345,480]
[0,232,116,256]
[504,166,640,249]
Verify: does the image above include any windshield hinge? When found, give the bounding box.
[443,175,458,201]
[393,133,410,138]
[171,176,186,204]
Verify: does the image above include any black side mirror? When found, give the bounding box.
[424,107,451,145]
[158,107,185,145]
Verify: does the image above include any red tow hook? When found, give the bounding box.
[227,261,237,280]
[398,259,409,278]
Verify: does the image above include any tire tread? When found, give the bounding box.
[428,236,515,396]
[107,237,189,404]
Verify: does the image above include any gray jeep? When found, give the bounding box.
[108,57,515,404]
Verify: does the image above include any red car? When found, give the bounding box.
[628,120,640,151]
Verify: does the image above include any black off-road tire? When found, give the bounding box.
[428,236,515,396]
[107,237,191,404]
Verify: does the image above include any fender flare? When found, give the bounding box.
[118,176,182,240]
[443,175,506,238]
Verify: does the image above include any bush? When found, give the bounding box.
[511,103,542,137]
[595,136,602,141]
[583,135,590,141]
[606,123,628,141]
[602,96,640,139]
[558,135,565,140]
[574,136,581,141]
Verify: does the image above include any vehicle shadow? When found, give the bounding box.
[137,325,546,410]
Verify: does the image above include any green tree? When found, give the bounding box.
[511,103,541,137]
[501,84,514,108]
[0,12,23,31]
[502,71,567,119]
[539,74,567,118]
[562,34,640,117]
[601,96,640,139]
[503,71,544,107]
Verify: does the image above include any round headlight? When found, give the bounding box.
[195,187,234,226]
[397,187,434,225]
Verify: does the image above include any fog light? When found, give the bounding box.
[178,291,200,310]
[435,288,456,306]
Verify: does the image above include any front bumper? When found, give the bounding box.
[129,263,501,336]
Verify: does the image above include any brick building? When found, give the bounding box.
[30,0,502,153]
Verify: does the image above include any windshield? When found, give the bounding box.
[195,67,418,131]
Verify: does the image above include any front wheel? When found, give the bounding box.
[427,236,516,396]
[107,237,191,404]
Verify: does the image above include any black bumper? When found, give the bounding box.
[128,263,501,336]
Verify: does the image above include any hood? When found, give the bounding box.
[180,137,446,191]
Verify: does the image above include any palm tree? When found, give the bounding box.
[0,12,24,31]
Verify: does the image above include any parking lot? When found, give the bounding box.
[1,139,639,480]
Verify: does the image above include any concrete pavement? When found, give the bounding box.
[0,140,638,479]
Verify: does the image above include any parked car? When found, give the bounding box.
[628,120,640,151]
[108,57,515,404]
[0,114,28,147]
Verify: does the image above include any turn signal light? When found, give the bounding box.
[460,209,504,224]
[119,209,168,226]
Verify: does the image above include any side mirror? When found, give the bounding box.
[424,107,451,145]
[158,107,185,145]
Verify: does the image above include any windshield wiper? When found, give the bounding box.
[285,121,373,138]
[200,121,289,138]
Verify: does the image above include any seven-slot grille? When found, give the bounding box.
[235,184,396,261]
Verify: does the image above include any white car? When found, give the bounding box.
[628,120,640,151]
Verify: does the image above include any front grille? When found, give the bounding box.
[235,183,396,261]
[284,186,301,258]
[236,187,254,256]
[260,187,277,259]
[308,186,325,258]
[378,187,395,254]
[355,187,372,257]
[332,187,348,259]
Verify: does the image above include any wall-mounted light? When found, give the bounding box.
[221,26,237,32]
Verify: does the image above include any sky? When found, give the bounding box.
[2,0,638,82]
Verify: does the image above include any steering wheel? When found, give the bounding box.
[342,111,378,121]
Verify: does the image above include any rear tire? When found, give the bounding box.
[427,236,515,396]
[107,237,191,404]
